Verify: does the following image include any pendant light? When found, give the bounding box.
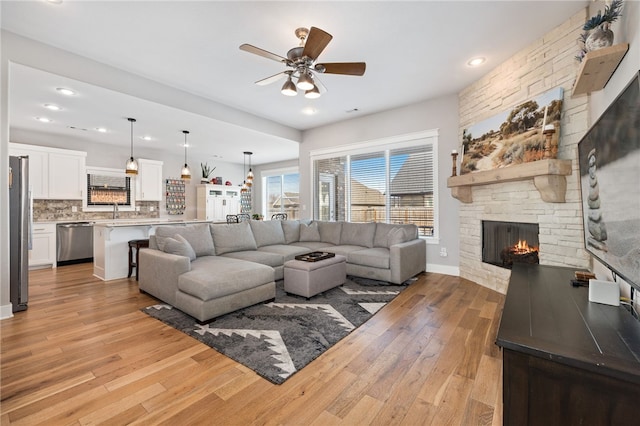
[297,71,314,91]
[125,118,138,175]
[245,151,254,187]
[180,130,191,180]
[281,71,297,96]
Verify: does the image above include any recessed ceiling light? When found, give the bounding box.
[467,57,486,67]
[302,107,317,115]
[35,117,52,123]
[141,136,152,141]
[96,127,107,133]
[46,0,63,4]
[56,87,75,96]
[44,103,62,111]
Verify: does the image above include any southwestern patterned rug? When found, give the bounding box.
[142,275,414,384]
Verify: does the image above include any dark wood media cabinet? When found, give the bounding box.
[497,264,640,425]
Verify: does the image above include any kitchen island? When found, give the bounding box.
[93,219,211,281]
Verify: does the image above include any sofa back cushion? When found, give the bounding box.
[374,223,418,248]
[341,222,375,248]
[155,223,215,257]
[281,220,301,244]
[160,234,197,261]
[299,222,321,242]
[249,219,286,247]
[317,221,342,245]
[388,224,419,246]
[210,221,258,255]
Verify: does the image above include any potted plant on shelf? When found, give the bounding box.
[576,0,623,61]
[200,163,216,183]
[252,213,263,220]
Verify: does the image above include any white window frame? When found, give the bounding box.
[260,166,299,218]
[309,129,439,243]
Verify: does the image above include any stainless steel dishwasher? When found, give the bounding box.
[56,222,94,266]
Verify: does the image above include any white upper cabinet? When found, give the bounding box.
[48,151,86,199]
[136,159,163,201]
[9,143,86,200]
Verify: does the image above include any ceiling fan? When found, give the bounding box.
[239,26,366,98]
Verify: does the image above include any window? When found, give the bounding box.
[312,132,437,238]
[263,171,300,220]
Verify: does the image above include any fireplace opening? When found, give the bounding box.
[482,220,539,269]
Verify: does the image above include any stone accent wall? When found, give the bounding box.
[33,199,160,222]
[457,9,591,294]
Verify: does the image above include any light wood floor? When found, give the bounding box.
[1,264,505,425]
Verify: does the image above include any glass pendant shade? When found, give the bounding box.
[304,84,321,99]
[281,76,297,96]
[297,72,314,91]
[125,118,138,175]
[181,130,191,180]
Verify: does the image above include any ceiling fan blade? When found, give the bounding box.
[315,62,366,76]
[255,71,288,86]
[302,27,333,60]
[239,43,288,64]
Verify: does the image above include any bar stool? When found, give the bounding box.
[128,239,149,281]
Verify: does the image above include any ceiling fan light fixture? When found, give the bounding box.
[296,72,314,91]
[304,84,321,99]
[281,76,297,96]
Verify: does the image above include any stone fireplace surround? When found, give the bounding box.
[455,8,593,294]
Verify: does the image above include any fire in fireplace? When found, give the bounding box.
[482,221,539,269]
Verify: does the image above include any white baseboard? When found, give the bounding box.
[0,304,14,320]
[426,264,459,276]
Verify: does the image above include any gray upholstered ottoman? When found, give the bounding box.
[284,254,347,298]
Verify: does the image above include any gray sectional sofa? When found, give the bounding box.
[139,220,426,322]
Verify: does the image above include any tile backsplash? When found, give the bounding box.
[33,199,160,222]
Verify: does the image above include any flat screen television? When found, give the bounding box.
[577,70,640,291]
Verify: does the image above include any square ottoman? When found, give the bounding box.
[284,254,347,299]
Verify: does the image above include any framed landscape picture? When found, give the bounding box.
[460,87,563,174]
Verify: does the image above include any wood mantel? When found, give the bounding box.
[447,159,572,203]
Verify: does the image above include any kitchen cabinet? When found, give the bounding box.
[49,151,86,199]
[8,144,48,199]
[29,223,56,269]
[196,184,241,221]
[8,143,86,200]
[136,159,163,201]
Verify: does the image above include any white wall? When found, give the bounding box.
[301,95,461,275]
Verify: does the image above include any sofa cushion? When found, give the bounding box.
[160,234,196,261]
[258,244,310,262]
[155,223,215,257]
[322,245,368,258]
[221,250,284,268]
[249,219,286,247]
[341,222,375,248]
[210,221,258,255]
[373,223,397,248]
[317,221,342,245]
[388,225,418,246]
[299,222,321,242]
[289,241,334,251]
[281,220,301,244]
[347,247,390,269]
[179,257,274,301]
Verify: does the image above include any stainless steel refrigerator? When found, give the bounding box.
[9,155,30,312]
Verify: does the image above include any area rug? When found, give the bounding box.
[142,276,415,384]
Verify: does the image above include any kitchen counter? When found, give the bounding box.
[93,219,214,281]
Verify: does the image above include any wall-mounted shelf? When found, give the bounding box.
[447,159,572,203]
[572,43,629,96]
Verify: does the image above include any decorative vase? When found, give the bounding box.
[585,22,614,52]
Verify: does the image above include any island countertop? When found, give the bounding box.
[93,219,213,228]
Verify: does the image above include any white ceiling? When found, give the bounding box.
[1,1,588,166]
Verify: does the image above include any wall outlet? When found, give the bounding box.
[440,247,448,257]
[71,206,78,213]
[150,206,154,212]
